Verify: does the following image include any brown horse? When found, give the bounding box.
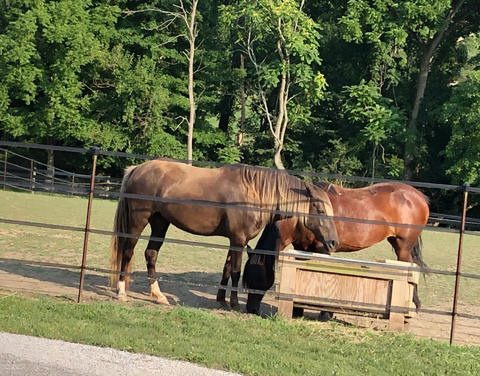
[109,158,339,311]
[243,182,430,315]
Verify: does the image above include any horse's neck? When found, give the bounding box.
[244,168,307,223]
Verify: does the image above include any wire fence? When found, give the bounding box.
[0,141,479,346]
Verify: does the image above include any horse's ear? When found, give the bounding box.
[305,183,319,199]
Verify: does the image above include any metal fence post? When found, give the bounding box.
[77,147,99,303]
[71,174,75,196]
[3,151,7,190]
[449,182,470,345]
[29,160,34,193]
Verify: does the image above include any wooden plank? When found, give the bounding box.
[283,251,419,282]
[277,255,296,319]
[389,279,408,331]
[295,270,390,310]
[384,259,420,284]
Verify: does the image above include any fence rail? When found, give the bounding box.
[0,141,479,346]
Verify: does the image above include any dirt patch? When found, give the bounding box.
[0,263,479,347]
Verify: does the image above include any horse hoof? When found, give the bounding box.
[154,296,170,305]
[318,311,332,321]
[230,303,241,312]
[117,294,127,302]
[217,299,228,309]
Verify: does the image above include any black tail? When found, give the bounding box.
[411,236,429,275]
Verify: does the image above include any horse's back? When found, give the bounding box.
[124,159,242,199]
[331,182,428,224]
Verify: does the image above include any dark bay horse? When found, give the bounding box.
[109,159,339,311]
[243,182,430,314]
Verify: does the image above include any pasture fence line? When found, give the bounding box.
[0,141,479,345]
[2,215,477,280]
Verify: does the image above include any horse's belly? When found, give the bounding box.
[335,222,392,251]
[160,204,224,236]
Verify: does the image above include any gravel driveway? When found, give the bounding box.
[1,332,242,376]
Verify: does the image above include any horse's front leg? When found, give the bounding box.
[216,251,232,308]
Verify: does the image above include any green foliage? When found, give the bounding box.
[221,0,326,98]
[440,70,480,185]
[0,0,111,141]
[220,0,328,168]
[344,80,406,146]
[342,80,406,178]
[0,0,479,193]
[339,0,452,87]
[318,138,363,176]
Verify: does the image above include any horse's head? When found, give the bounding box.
[304,183,338,253]
[243,251,275,315]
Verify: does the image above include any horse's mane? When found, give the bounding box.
[239,166,308,225]
[314,181,338,196]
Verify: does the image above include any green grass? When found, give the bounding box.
[1,293,479,376]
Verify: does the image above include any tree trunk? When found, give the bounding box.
[46,144,55,191]
[272,35,289,170]
[404,0,465,179]
[238,53,246,146]
[274,144,285,170]
[186,0,198,165]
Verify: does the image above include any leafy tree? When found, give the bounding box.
[342,80,406,179]
[339,0,480,180]
[439,35,480,186]
[0,0,119,167]
[220,0,327,169]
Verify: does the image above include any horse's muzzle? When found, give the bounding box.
[324,240,338,253]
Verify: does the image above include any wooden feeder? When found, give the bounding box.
[277,250,420,331]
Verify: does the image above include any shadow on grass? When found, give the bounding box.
[0,259,261,313]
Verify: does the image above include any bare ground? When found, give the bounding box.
[1,262,479,347]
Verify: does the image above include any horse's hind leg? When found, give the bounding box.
[145,213,170,305]
[216,245,243,312]
[117,237,137,301]
[388,236,416,264]
[117,223,146,301]
[216,251,232,308]
[388,235,421,310]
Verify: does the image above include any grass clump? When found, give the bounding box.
[0,293,479,376]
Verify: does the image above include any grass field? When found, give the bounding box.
[1,190,479,307]
[1,190,480,375]
[1,293,480,376]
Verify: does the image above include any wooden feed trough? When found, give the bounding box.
[277,250,420,331]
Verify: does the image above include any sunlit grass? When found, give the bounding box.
[0,294,479,376]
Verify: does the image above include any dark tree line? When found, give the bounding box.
[1,0,480,213]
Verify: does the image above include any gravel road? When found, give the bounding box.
[0,332,242,376]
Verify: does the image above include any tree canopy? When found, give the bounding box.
[1,0,480,204]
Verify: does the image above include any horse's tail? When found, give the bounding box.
[109,166,137,290]
[411,236,429,275]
